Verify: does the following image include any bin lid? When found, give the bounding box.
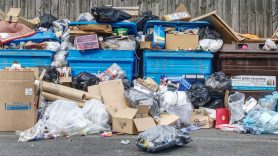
[7,31,60,44]
[143,20,211,34]
[69,21,137,36]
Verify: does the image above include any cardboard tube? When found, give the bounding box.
[42,91,85,107]
[84,92,102,101]
[42,81,85,100]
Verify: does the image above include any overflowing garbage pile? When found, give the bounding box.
[0,4,278,153]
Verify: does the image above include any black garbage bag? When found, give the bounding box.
[42,66,59,83]
[136,125,192,153]
[125,88,160,118]
[203,99,224,109]
[91,6,132,23]
[122,77,133,91]
[199,27,221,40]
[134,11,159,31]
[205,71,231,98]
[37,14,58,28]
[73,72,100,91]
[186,83,211,108]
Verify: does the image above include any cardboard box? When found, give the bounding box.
[98,80,127,108]
[140,41,152,49]
[88,85,102,98]
[133,117,156,132]
[162,4,191,21]
[112,108,138,134]
[0,71,36,131]
[135,105,149,118]
[166,33,199,50]
[191,109,212,129]
[75,34,99,50]
[158,114,180,126]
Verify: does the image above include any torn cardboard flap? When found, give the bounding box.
[135,105,150,118]
[113,108,138,119]
[191,109,211,129]
[133,117,156,132]
[191,11,243,43]
[158,114,180,126]
[99,79,128,108]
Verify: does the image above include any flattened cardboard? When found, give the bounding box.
[99,80,127,108]
[158,114,180,126]
[191,11,243,43]
[133,117,156,132]
[0,71,36,131]
[272,27,278,40]
[191,109,211,129]
[112,108,138,134]
[77,24,112,34]
[166,33,199,50]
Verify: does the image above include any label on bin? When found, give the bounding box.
[231,75,276,91]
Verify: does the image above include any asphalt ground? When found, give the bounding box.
[0,129,278,156]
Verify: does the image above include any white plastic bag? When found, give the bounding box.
[263,39,277,51]
[199,39,223,52]
[160,91,192,126]
[45,100,89,137]
[51,50,68,67]
[45,42,61,52]
[82,99,111,134]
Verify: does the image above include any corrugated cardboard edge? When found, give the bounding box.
[272,27,278,40]
[190,11,244,43]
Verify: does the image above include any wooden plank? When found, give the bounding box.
[206,0,216,12]
[12,0,20,7]
[20,0,27,18]
[231,0,239,33]
[42,0,50,15]
[184,0,192,15]
[152,0,159,16]
[190,0,198,17]
[239,0,248,34]
[263,0,272,37]
[159,0,168,17]
[27,0,36,18]
[51,0,59,18]
[59,0,67,19]
[199,0,207,15]
[35,0,42,16]
[223,0,232,27]
[255,0,264,37]
[247,0,256,35]
[272,0,278,35]
[5,0,13,13]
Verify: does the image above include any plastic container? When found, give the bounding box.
[143,50,213,83]
[219,43,278,92]
[0,50,55,68]
[68,49,136,80]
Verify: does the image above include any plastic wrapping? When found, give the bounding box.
[152,25,165,49]
[258,91,278,111]
[52,19,70,38]
[77,13,94,22]
[243,109,278,134]
[228,92,245,124]
[198,39,223,52]
[186,83,211,108]
[98,63,126,81]
[136,125,192,153]
[205,71,231,98]
[199,27,221,40]
[102,36,136,50]
[82,99,111,134]
[263,39,277,51]
[45,41,61,52]
[91,6,132,23]
[73,72,100,91]
[203,99,224,109]
[125,88,160,118]
[160,91,192,126]
[18,100,111,142]
[51,50,68,68]
[122,77,133,91]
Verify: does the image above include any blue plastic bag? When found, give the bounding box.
[243,109,278,134]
